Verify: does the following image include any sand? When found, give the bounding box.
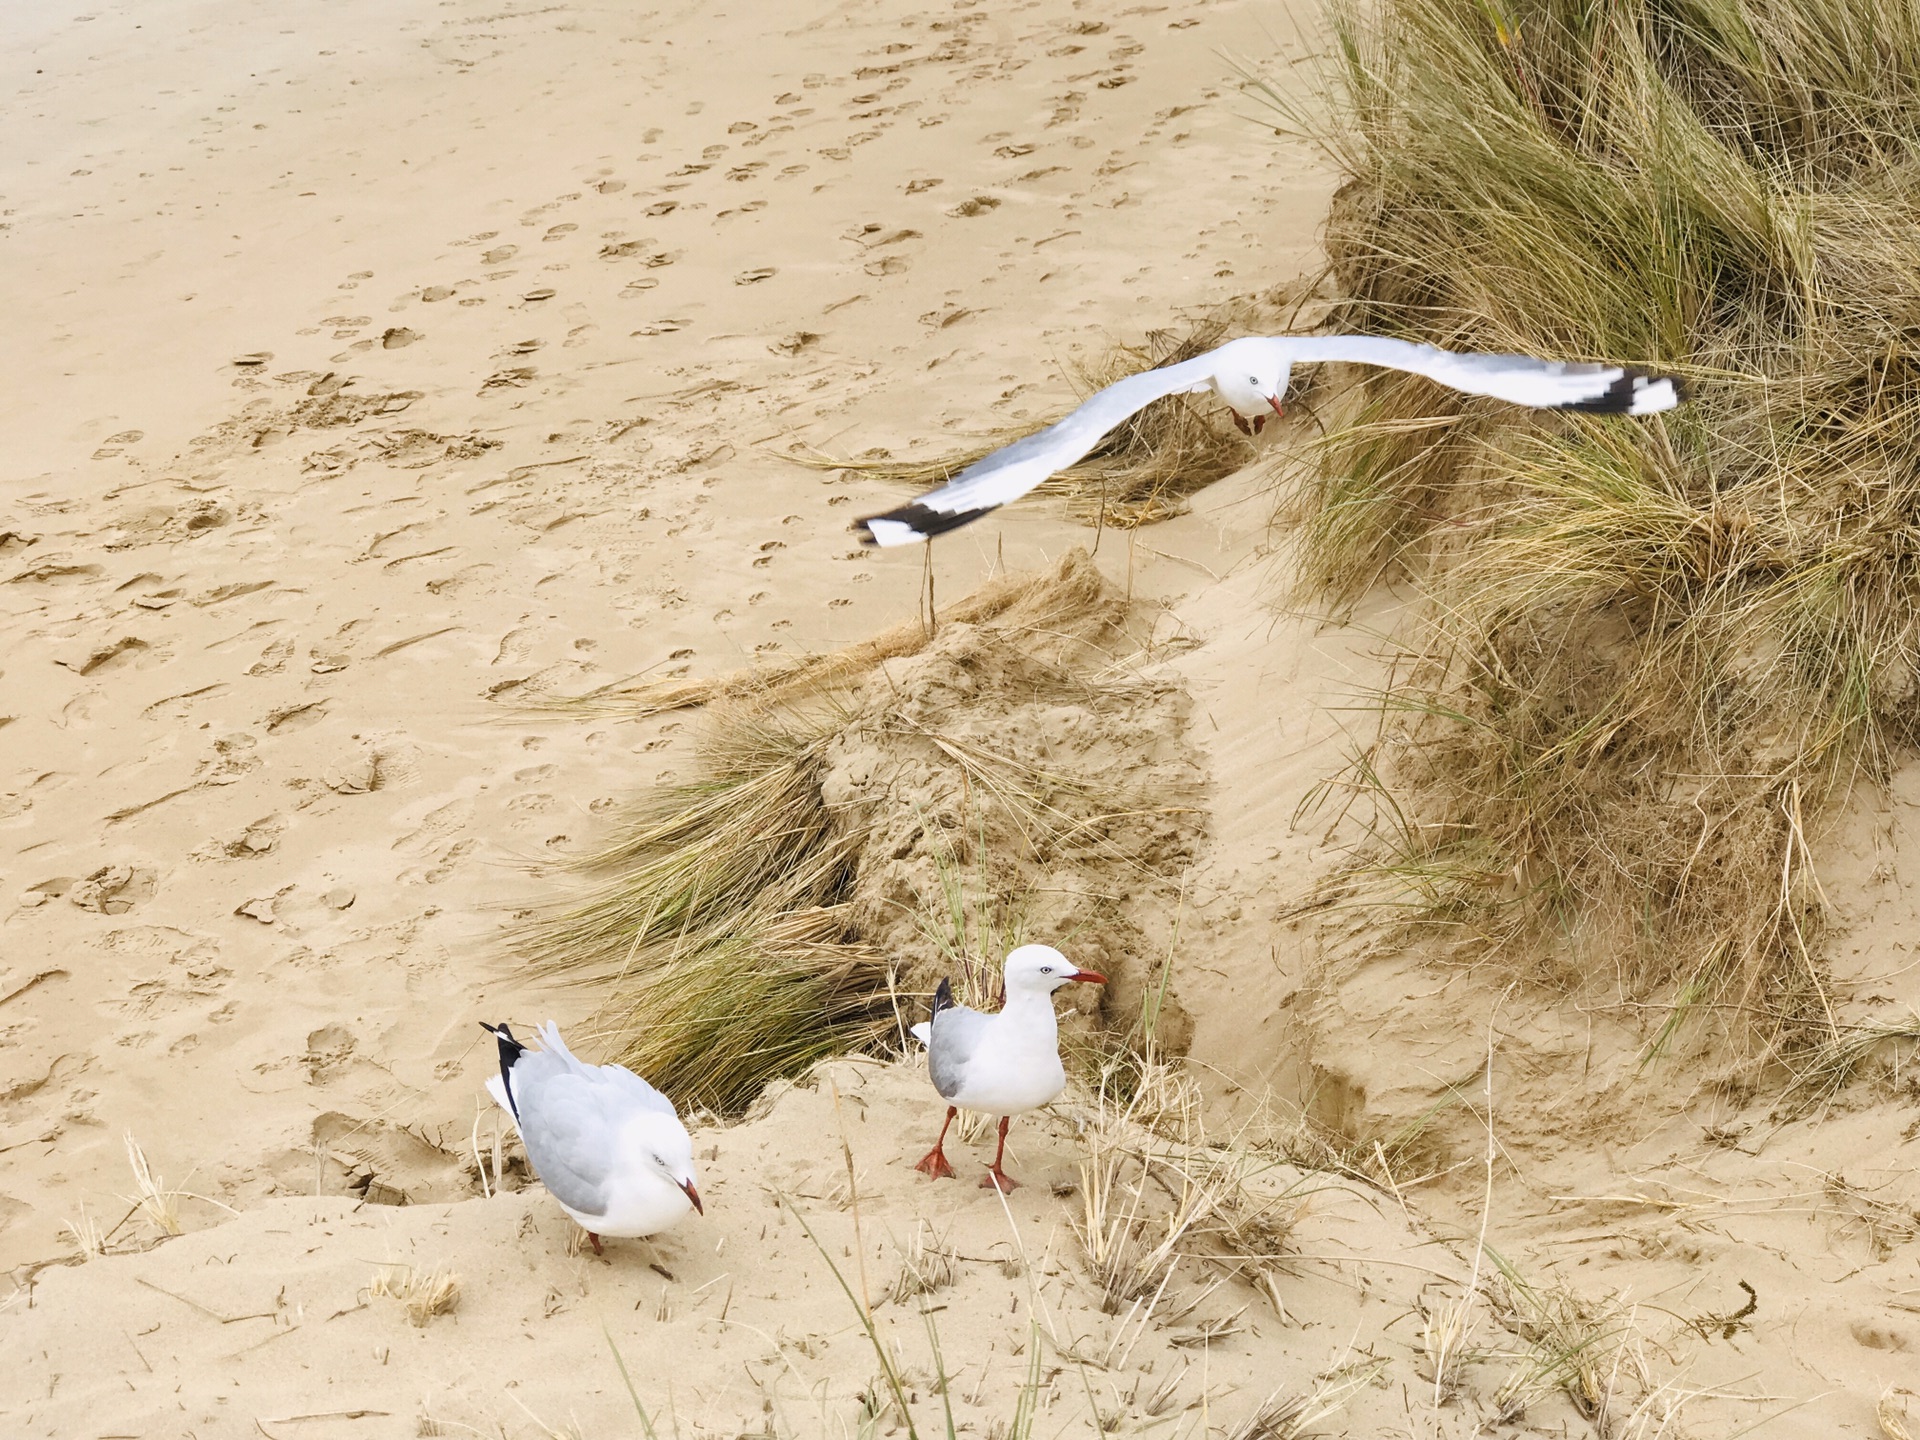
[4,0,1918,1435]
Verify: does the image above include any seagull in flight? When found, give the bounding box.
[910,944,1107,1192]
[856,334,1684,546]
[480,1020,702,1254]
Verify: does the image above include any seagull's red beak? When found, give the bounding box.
[681,1179,704,1215]
[1268,395,1286,418]
[1069,969,1109,986]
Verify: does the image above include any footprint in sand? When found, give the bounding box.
[55,635,151,676]
[249,637,294,676]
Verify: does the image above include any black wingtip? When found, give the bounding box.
[1558,368,1685,415]
[479,1021,525,1117]
[931,978,955,1017]
[855,501,999,546]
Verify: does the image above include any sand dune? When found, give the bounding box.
[4,0,1919,1435]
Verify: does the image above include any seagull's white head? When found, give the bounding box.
[1002,944,1109,998]
[640,1124,703,1215]
[1204,338,1291,420]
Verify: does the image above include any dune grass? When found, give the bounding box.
[515,705,897,1114]
[515,551,1191,1114]
[1255,0,1920,1049]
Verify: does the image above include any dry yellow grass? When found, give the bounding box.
[368,1264,461,1327]
[1257,0,1920,1055]
[515,551,1201,1113]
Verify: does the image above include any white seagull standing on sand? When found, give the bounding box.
[480,1020,702,1254]
[910,944,1107,1192]
[856,334,1685,545]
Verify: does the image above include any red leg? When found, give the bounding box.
[1250,413,1267,435]
[914,1106,958,1180]
[1230,412,1254,436]
[980,1115,1021,1191]
[588,1231,603,1256]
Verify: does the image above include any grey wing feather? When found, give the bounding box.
[512,1066,615,1218]
[856,356,1216,546]
[926,1003,990,1101]
[600,1062,679,1119]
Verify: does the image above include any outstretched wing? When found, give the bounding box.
[853,335,1682,546]
[855,355,1217,548]
[1269,335,1682,415]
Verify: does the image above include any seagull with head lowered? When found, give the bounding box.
[909,944,1107,1192]
[480,1020,701,1254]
[856,334,1684,545]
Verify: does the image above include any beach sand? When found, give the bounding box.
[4,1,1918,1435]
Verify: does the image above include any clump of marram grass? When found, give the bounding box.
[368,1264,461,1327]
[122,1133,184,1239]
[811,295,1328,530]
[516,704,898,1114]
[516,550,1202,1115]
[1251,0,1920,1053]
[1777,1012,1920,1115]
[1073,1048,1319,1321]
[1486,1256,1638,1424]
[1226,1361,1390,1440]
[60,1204,108,1262]
[883,1221,958,1307]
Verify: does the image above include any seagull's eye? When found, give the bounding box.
[1248,375,1260,386]
[1040,966,1052,974]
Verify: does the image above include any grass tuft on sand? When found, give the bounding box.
[515,551,1201,1113]
[1257,0,1920,1051]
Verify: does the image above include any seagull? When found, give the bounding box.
[909,944,1107,1192]
[855,334,1684,545]
[479,1020,702,1254]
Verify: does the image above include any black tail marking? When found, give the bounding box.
[1557,368,1685,414]
[479,1021,525,1118]
[856,501,999,545]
